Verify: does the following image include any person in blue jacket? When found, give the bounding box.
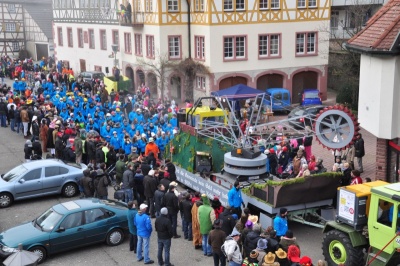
[134,203,154,264]
[169,114,177,128]
[273,208,288,238]
[110,131,121,150]
[228,181,245,218]
[122,136,133,155]
[137,134,147,155]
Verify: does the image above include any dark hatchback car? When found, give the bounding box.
[288,105,325,129]
[0,199,129,264]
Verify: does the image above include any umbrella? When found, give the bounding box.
[2,244,39,266]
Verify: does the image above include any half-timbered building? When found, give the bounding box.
[0,0,53,60]
[54,0,331,102]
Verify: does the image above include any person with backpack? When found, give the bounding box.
[222,227,242,266]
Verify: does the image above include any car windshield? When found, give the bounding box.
[290,108,306,116]
[2,165,28,182]
[36,208,63,232]
[304,91,319,98]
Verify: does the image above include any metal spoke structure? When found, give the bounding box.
[189,95,358,151]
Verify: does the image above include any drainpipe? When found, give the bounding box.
[186,0,191,58]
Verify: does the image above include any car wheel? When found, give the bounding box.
[29,246,47,264]
[106,228,124,246]
[0,192,13,208]
[62,183,78,197]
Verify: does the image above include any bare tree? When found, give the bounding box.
[322,1,382,109]
[171,57,210,101]
[136,53,174,102]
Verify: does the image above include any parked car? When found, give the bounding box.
[288,105,325,129]
[0,199,129,263]
[301,89,322,106]
[0,159,87,208]
[263,88,291,113]
[80,71,105,83]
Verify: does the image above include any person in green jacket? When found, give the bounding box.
[197,194,216,256]
[115,154,126,185]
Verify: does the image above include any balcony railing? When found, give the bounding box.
[331,0,385,7]
[117,11,144,27]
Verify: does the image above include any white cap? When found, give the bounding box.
[136,109,141,112]
[148,170,155,176]
[149,137,154,142]
[264,150,270,155]
[141,133,146,138]
[139,203,148,210]
[32,116,37,121]
[151,132,156,137]
[170,181,178,187]
[172,129,178,134]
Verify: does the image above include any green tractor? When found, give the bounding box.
[322,181,400,265]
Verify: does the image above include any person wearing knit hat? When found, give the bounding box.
[198,194,215,256]
[254,238,268,264]
[223,227,242,266]
[208,219,226,266]
[287,245,301,263]
[299,256,313,266]
[274,207,288,238]
[243,222,262,258]
[279,229,299,252]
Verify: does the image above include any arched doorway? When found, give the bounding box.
[147,72,158,98]
[256,74,284,91]
[219,76,247,90]
[125,66,134,91]
[292,71,318,104]
[136,69,145,88]
[170,76,182,102]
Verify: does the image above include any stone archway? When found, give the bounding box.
[136,69,145,88]
[125,66,134,91]
[170,75,182,101]
[292,71,318,104]
[147,72,158,98]
[219,76,247,90]
[256,74,284,91]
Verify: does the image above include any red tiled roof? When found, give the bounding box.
[347,0,400,52]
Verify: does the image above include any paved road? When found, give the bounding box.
[0,125,327,265]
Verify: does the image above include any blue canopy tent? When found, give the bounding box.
[211,84,265,100]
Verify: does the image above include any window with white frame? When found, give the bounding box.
[112,30,119,50]
[7,4,15,13]
[124,33,132,53]
[12,42,19,51]
[195,0,204,11]
[67,28,73,47]
[5,23,16,32]
[57,27,63,46]
[224,36,246,60]
[330,11,339,29]
[89,29,95,49]
[135,34,142,55]
[145,0,153,12]
[168,36,181,59]
[297,0,305,8]
[224,0,233,11]
[168,0,179,12]
[146,35,155,58]
[271,0,280,9]
[270,34,279,56]
[196,76,206,90]
[78,29,84,48]
[308,0,317,7]
[236,0,245,10]
[259,0,268,10]
[296,32,317,55]
[195,36,205,60]
[259,34,280,57]
[100,30,107,50]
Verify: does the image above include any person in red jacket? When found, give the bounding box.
[350,169,363,185]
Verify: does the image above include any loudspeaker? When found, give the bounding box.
[105,67,109,74]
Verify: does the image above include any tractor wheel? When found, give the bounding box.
[322,230,364,266]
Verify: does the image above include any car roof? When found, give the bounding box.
[21,159,71,170]
[266,88,290,93]
[303,89,320,92]
[53,199,127,214]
